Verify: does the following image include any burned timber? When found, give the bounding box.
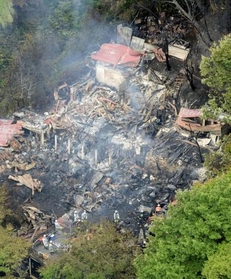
[1,63,211,234]
[0,15,226,274]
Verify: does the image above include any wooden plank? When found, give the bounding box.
[176,117,222,134]
[168,45,190,61]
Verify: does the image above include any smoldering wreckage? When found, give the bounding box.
[0,15,228,276]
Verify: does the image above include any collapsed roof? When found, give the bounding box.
[176,107,226,136]
[0,119,23,147]
[91,43,142,67]
[178,107,202,118]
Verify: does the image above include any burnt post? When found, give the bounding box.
[163,37,171,71]
[40,131,45,147]
[95,148,98,168]
[67,138,71,154]
[184,60,196,91]
[81,144,85,159]
[54,134,58,150]
[190,134,204,163]
[108,151,112,166]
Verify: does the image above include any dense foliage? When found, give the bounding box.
[202,242,231,279]
[199,34,231,179]
[200,34,231,123]
[0,187,30,278]
[0,0,116,116]
[203,133,231,177]
[0,0,14,27]
[135,170,231,279]
[40,221,140,279]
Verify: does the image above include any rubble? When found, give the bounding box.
[175,107,231,143]
[118,13,191,62]
[0,14,215,245]
[8,174,43,196]
[6,160,36,171]
[14,110,50,146]
[3,71,210,240]
[0,119,23,147]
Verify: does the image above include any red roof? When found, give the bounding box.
[0,119,23,146]
[91,43,142,67]
[178,108,202,118]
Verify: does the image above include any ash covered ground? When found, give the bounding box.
[0,55,211,239]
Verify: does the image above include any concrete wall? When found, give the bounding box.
[95,63,126,90]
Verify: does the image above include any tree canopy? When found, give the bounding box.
[135,170,231,279]
[0,0,14,27]
[0,187,30,278]
[202,242,231,279]
[40,221,140,279]
[203,133,231,178]
[200,34,231,123]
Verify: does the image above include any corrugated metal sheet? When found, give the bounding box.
[0,119,23,146]
[178,108,202,118]
[91,43,141,67]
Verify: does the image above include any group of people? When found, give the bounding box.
[42,234,56,253]
[73,210,88,223]
[42,206,164,253]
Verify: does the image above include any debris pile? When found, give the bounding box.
[0,16,212,243]
[132,14,191,49]
[0,62,210,242]
[0,119,23,147]
[9,174,43,196]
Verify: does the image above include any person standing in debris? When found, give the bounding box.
[42,234,49,249]
[54,219,62,231]
[49,234,55,242]
[138,227,146,248]
[113,210,120,223]
[81,210,88,221]
[73,210,80,223]
[138,211,145,228]
[48,241,55,254]
[155,204,162,216]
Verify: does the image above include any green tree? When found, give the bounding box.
[0,0,115,115]
[0,0,14,27]
[203,133,231,177]
[0,227,30,278]
[49,0,78,38]
[40,221,140,279]
[0,187,30,278]
[202,243,231,279]
[200,34,231,123]
[135,170,231,279]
